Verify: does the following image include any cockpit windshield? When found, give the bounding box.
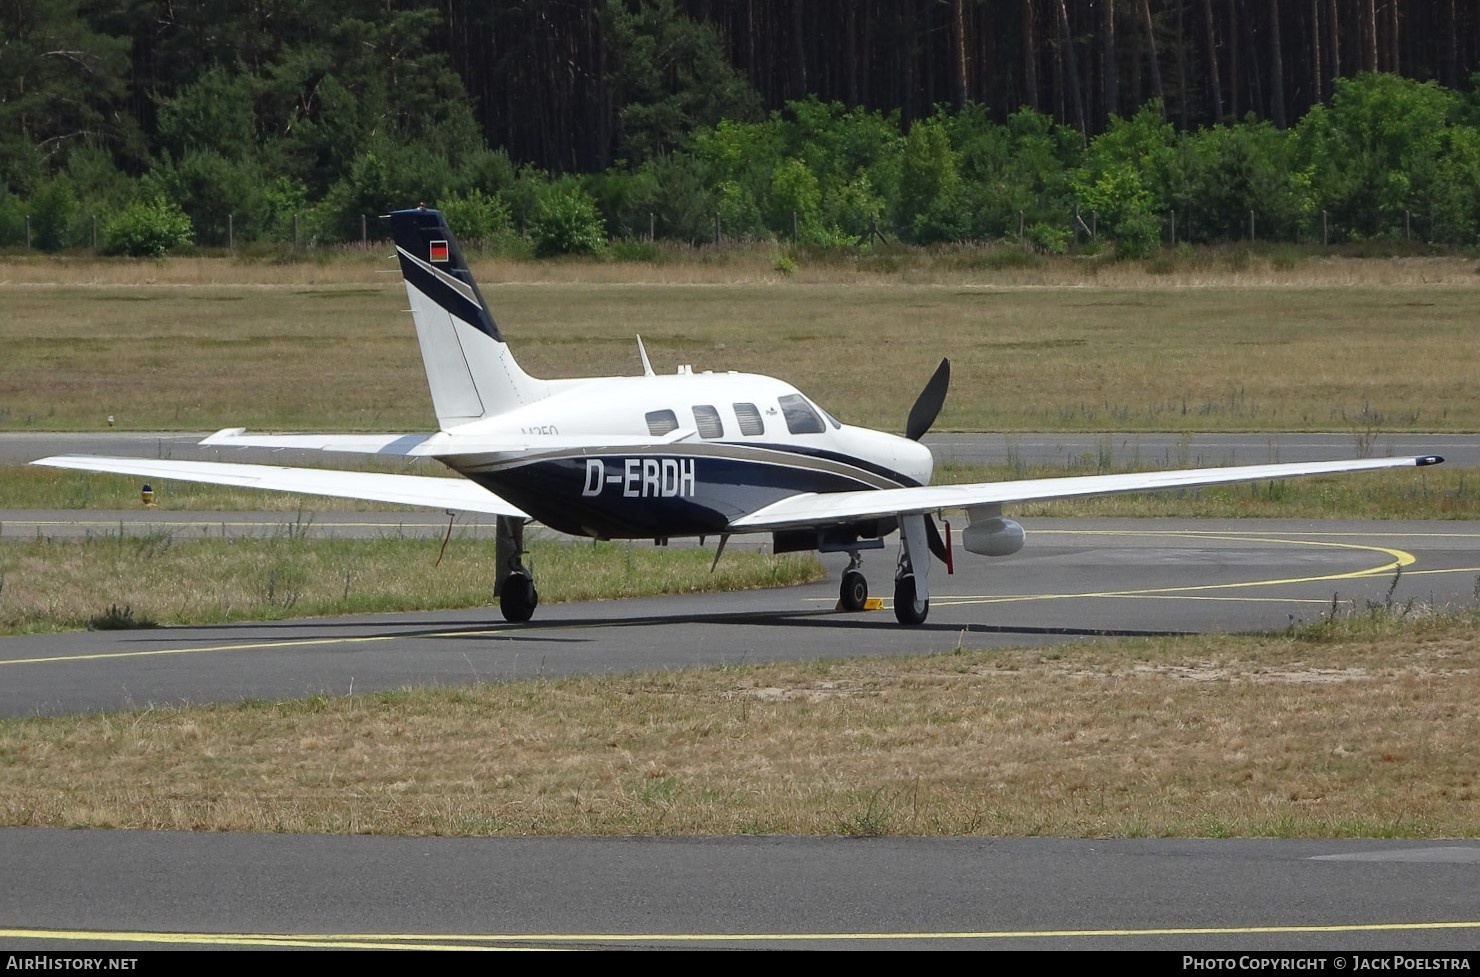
[777,394,826,435]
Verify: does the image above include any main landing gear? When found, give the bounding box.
[494,516,539,623]
[836,514,932,625]
[892,513,931,626]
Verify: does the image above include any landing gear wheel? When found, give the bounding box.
[499,573,538,623]
[839,570,869,612]
[893,575,929,625]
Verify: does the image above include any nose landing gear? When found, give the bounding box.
[839,551,869,612]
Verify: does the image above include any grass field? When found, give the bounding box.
[2,251,1478,434]
[2,608,1476,837]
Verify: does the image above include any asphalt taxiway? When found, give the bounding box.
[3,517,1477,717]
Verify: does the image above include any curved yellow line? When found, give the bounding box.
[928,530,1422,609]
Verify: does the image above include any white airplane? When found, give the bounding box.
[34,206,1445,625]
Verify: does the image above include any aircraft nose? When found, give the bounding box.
[847,427,936,486]
[908,435,935,485]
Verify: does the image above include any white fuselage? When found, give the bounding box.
[435,371,935,540]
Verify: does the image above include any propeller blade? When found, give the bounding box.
[905,357,951,442]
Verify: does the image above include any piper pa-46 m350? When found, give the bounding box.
[34,206,1445,626]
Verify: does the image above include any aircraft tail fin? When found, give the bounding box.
[387,206,544,428]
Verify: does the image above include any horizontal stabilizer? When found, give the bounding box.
[201,427,696,457]
[201,429,439,454]
[31,456,528,517]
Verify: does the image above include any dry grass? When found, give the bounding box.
[2,252,1477,433]
[0,532,822,634]
[1,613,1475,837]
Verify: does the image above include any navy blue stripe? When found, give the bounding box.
[465,441,915,492]
[474,454,886,539]
[749,442,922,487]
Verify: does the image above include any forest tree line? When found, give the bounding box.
[3,1,1480,255]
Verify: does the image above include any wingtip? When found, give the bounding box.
[1416,455,1445,467]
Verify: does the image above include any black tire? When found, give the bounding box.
[893,575,929,625]
[839,570,868,612]
[499,573,539,623]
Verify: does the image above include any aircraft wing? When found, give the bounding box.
[200,427,695,456]
[30,456,528,517]
[728,455,1445,532]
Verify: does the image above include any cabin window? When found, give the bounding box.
[645,409,678,436]
[733,402,765,436]
[778,394,825,435]
[692,404,724,439]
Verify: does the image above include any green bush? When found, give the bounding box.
[530,182,607,257]
[0,190,26,247]
[439,188,514,248]
[1025,221,1069,254]
[28,177,80,251]
[102,196,194,257]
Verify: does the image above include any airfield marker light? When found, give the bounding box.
[141,483,155,507]
[107,415,114,426]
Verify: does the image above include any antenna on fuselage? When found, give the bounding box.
[635,335,655,377]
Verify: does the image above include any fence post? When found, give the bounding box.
[649,212,655,242]
[1017,210,1024,241]
[293,214,299,248]
[1248,209,1255,241]
[714,213,721,245]
[361,213,367,246]
[24,215,30,250]
[791,210,798,242]
[1322,210,1328,246]
[1405,210,1411,242]
[1169,210,1176,246]
[228,213,234,251]
[91,214,98,250]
